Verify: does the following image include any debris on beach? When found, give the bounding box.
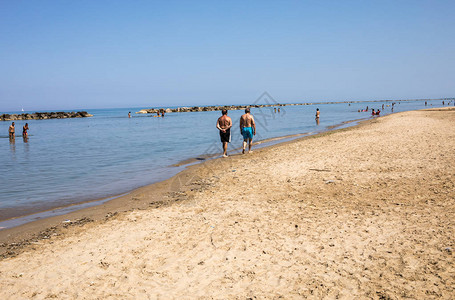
[62,217,93,228]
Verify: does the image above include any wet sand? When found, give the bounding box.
[0,108,454,299]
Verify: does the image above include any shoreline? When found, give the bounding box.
[0,107,452,256]
[0,107,453,297]
[0,115,368,227]
[0,110,376,256]
[2,100,451,226]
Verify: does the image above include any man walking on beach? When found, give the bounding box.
[8,122,15,139]
[216,109,232,157]
[240,108,256,154]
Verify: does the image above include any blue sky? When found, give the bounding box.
[1,0,454,111]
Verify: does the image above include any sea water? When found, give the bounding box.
[0,100,448,221]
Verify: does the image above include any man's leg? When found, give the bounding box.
[248,138,253,153]
[242,139,247,154]
[223,142,228,157]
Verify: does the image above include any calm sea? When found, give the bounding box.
[0,100,448,223]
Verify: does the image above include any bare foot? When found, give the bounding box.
[248,150,253,154]
[222,154,228,158]
[242,149,245,154]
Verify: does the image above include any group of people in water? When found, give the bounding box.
[9,100,453,155]
[358,102,401,114]
[8,122,29,141]
[129,110,166,118]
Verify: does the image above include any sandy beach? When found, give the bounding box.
[0,108,454,299]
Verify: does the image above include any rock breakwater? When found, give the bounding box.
[136,99,453,115]
[0,111,93,121]
[136,104,282,114]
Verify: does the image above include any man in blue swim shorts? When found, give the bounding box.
[240,108,256,154]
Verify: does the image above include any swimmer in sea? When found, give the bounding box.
[9,122,15,139]
[22,123,29,137]
[240,108,256,154]
[216,109,232,157]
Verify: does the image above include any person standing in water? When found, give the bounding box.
[315,108,320,119]
[240,108,256,154]
[22,123,29,137]
[216,109,232,157]
[9,122,15,139]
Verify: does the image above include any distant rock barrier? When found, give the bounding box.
[135,98,452,115]
[0,111,93,121]
[136,104,282,114]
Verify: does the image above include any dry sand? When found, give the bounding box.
[0,108,454,299]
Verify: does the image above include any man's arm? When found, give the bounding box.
[216,118,222,131]
[251,116,256,135]
[227,117,232,130]
[239,115,244,133]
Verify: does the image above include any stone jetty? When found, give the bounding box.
[136,98,451,115]
[136,104,282,114]
[0,111,93,121]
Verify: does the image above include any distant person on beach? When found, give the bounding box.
[278,108,281,113]
[128,112,131,118]
[315,108,320,119]
[216,109,232,158]
[240,108,256,154]
[371,109,375,115]
[9,122,15,139]
[425,101,427,106]
[22,123,29,137]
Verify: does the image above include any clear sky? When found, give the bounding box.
[1,0,454,111]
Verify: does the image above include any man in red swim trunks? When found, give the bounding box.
[216,109,232,157]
